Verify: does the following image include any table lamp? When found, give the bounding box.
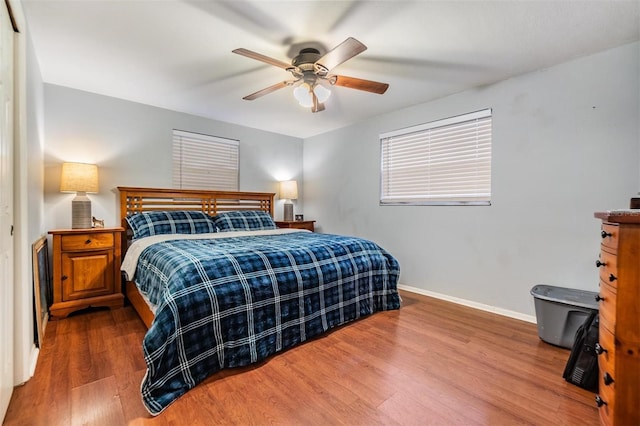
[279,180,298,221]
[60,162,99,229]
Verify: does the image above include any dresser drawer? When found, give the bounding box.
[600,223,619,251]
[61,232,115,251]
[597,250,618,290]
[597,282,617,334]
[597,381,615,425]
[598,327,616,383]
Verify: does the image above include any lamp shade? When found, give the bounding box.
[293,83,331,108]
[60,162,99,193]
[293,84,313,108]
[314,84,331,103]
[280,180,298,200]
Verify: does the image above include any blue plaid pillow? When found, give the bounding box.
[126,211,217,240]
[212,210,276,232]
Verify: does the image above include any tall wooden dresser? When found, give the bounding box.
[593,211,640,426]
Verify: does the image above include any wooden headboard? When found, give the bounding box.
[118,186,275,228]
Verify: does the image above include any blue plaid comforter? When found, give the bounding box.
[132,231,400,415]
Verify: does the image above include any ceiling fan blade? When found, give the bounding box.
[233,48,292,70]
[315,37,367,72]
[332,75,389,94]
[243,81,292,100]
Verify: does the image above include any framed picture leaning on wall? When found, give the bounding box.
[32,235,51,347]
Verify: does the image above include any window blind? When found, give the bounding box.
[380,109,492,205]
[172,129,239,191]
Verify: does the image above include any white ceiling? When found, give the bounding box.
[22,0,640,139]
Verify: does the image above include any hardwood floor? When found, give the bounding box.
[4,290,599,425]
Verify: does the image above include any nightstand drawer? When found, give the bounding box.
[275,220,316,232]
[61,232,114,251]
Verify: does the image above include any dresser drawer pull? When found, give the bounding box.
[595,294,605,302]
[85,239,92,244]
[595,260,606,268]
[61,275,68,281]
[608,273,617,282]
[595,395,608,407]
[603,372,614,386]
[595,343,607,355]
[601,230,612,239]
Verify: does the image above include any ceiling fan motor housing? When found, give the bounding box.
[292,48,321,72]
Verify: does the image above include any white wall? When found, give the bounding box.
[303,42,640,318]
[43,85,303,230]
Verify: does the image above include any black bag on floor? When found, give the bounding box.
[562,312,599,392]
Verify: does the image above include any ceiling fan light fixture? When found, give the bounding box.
[314,84,331,103]
[293,83,314,108]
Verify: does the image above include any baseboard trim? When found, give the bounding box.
[397,284,537,324]
[26,346,39,382]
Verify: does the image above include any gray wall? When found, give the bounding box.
[43,85,303,230]
[303,41,640,318]
[26,37,44,247]
[14,12,46,385]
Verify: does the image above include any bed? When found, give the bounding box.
[118,186,401,415]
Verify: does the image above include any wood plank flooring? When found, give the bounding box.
[4,291,599,425]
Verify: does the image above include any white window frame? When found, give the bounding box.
[172,129,239,191]
[380,109,492,206]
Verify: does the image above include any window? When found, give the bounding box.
[172,129,239,191]
[380,109,492,206]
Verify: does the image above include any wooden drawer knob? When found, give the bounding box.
[595,343,607,355]
[603,372,614,386]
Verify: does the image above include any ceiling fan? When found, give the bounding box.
[232,37,389,113]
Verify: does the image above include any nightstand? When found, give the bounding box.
[48,227,125,319]
[275,220,316,232]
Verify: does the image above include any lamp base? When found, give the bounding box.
[283,202,293,222]
[71,193,92,229]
